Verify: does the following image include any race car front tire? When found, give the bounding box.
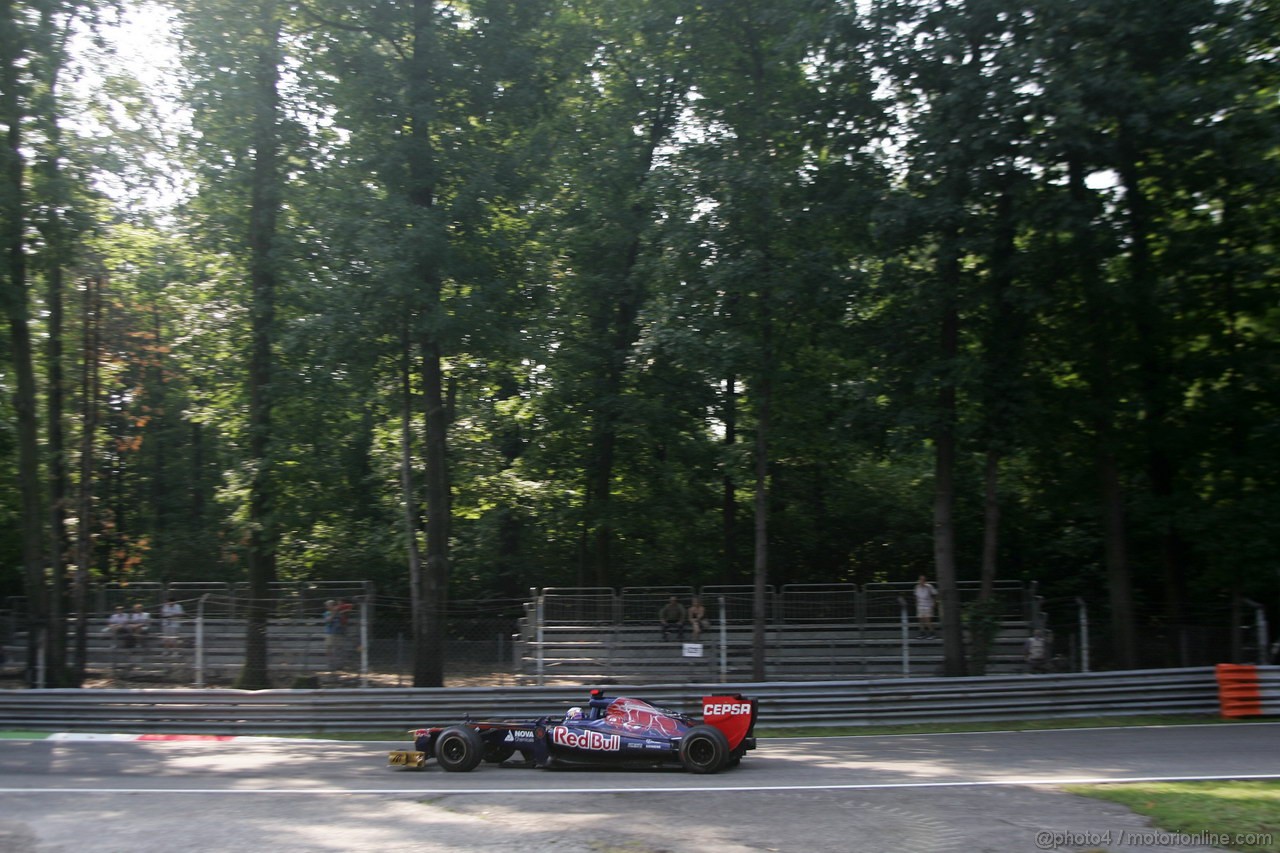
[435,726,484,772]
[680,725,730,774]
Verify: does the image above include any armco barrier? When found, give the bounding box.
[1216,663,1280,717]
[0,667,1237,734]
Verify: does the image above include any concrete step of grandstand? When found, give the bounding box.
[522,623,1031,646]
[522,621,1032,640]
[3,618,350,680]
[515,621,1039,683]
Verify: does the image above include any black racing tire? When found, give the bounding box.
[434,726,484,772]
[483,742,516,764]
[679,724,730,774]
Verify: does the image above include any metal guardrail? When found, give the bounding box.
[0,667,1241,734]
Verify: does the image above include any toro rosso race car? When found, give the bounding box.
[388,689,757,774]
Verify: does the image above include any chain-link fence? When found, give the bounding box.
[1036,595,1275,673]
[0,586,525,688]
[0,580,1272,687]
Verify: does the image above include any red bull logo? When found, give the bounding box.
[551,726,621,751]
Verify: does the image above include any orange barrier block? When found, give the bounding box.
[1216,663,1262,717]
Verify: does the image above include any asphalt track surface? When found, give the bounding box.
[0,722,1276,853]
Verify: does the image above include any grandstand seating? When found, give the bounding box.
[513,620,1037,684]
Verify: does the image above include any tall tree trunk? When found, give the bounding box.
[408,0,449,687]
[980,450,1000,600]
[418,338,449,686]
[0,1,47,687]
[147,305,170,577]
[1068,154,1137,668]
[979,183,1018,602]
[1117,137,1185,635]
[722,374,738,584]
[585,413,617,588]
[1215,200,1249,664]
[1099,445,1137,666]
[72,274,103,684]
[43,232,69,686]
[238,3,283,689]
[935,220,966,676]
[36,1,73,687]
[398,327,425,678]
[750,360,772,683]
[492,372,524,599]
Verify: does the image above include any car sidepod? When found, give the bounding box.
[482,725,535,763]
[539,719,679,767]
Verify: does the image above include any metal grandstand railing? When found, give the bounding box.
[530,581,1032,629]
[862,580,1028,623]
[539,588,618,625]
[779,584,860,623]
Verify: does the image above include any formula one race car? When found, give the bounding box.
[388,689,757,774]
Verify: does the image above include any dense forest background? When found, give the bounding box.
[2,0,1277,686]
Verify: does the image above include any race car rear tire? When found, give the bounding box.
[435,726,484,772]
[680,725,730,774]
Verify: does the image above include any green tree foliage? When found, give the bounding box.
[1,0,1277,681]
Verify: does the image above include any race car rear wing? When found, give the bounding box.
[701,694,757,750]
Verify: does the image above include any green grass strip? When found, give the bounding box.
[1068,781,1280,853]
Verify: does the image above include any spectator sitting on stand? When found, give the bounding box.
[128,603,152,648]
[105,605,131,648]
[659,596,686,642]
[687,596,708,642]
[1024,628,1052,674]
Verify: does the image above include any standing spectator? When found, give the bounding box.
[323,599,348,669]
[128,603,152,648]
[687,596,708,642]
[659,596,687,642]
[1024,628,1052,674]
[914,575,938,639]
[105,606,131,648]
[160,597,185,655]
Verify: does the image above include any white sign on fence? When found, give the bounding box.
[682,643,704,658]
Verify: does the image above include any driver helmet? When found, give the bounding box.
[565,706,584,721]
